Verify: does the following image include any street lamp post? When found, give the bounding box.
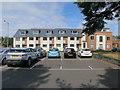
[4,20,9,48]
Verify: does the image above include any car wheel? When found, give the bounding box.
[2,58,7,65]
[7,63,11,67]
[27,58,31,67]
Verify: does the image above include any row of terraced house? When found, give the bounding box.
[13,28,112,51]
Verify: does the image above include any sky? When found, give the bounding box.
[1,2,119,37]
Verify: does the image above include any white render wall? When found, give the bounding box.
[13,35,106,51]
[96,34,106,50]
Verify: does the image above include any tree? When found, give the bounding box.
[2,37,13,47]
[113,35,120,39]
[74,2,120,35]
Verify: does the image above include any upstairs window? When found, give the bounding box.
[71,31,78,34]
[46,31,53,34]
[33,30,40,34]
[29,37,34,40]
[107,37,110,40]
[70,37,74,40]
[16,37,20,41]
[91,36,94,40]
[43,37,47,40]
[57,37,61,40]
[58,30,66,34]
[99,36,103,42]
[20,31,26,35]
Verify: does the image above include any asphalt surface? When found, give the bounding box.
[1,54,120,88]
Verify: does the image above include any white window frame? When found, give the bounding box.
[46,31,53,34]
[33,30,39,34]
[59,30,66,34]
[20,31,26,35]
[72,31,78,34]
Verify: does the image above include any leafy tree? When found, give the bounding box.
[2,37,13,47]
[74,2,120,35]
[113,35,120,39]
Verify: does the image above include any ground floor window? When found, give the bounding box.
[107,44,110,48]
[29,44,34,47]
[99,44,103,49]
[56,44,61,47]
[83,43,86,48]
[43,44,47,47]
[16,45,20,47]
[90,44,94,48]
[70,44,74,47]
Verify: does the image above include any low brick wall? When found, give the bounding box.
[93,54,120,66]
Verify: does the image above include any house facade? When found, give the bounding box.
[13,28,112,51]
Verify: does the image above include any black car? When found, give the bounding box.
[64,48,76,58]
[112,48,120,52]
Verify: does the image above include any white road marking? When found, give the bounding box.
[60,65,62,70]
[61,58,62,61]
[41,57,46,61]
[77,57,81,61]
[88,66,93,70]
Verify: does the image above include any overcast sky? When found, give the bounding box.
[1,2,119,37]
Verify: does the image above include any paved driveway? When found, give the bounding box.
[1,54,120,88]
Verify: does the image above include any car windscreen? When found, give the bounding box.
[65,49,75,52]
[10,49,26,52]
[82,49,91,51]
[49,48,58,51]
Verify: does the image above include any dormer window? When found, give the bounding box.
[59,30,66,34]
[33,30,40,34]
[71,31,78,34]
[46,31,53,34]
[20,31,26,35]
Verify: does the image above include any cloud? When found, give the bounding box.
[2,2,68,37]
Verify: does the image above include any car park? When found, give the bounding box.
[0,48,11,65]
[48,48,61,58]
[64,48,76,58]
[78,48,92,58]
[6,48,38,67]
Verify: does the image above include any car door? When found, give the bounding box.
[30,48,37,60]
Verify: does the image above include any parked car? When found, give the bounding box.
[0,48,11,65]
[35,47,46,57]
[78,48,92,58]
[64,48,76,58]
[6,48,38,67]
[112,47,120,52]
[32,48,42,58]
[48,48,61,58]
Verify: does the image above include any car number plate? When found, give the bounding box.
[85,54,89,55]
[52,55,56,56]
[12,55,19,58]
[68,54,73,56]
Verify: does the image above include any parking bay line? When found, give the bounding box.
[88,66,93,70]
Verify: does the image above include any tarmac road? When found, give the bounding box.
[1,54,120,88]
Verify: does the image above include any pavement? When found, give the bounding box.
[1,54,120,88]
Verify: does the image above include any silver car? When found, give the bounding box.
[6,48,38,67]
[0,48,11,65]
[35,47,46,57]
